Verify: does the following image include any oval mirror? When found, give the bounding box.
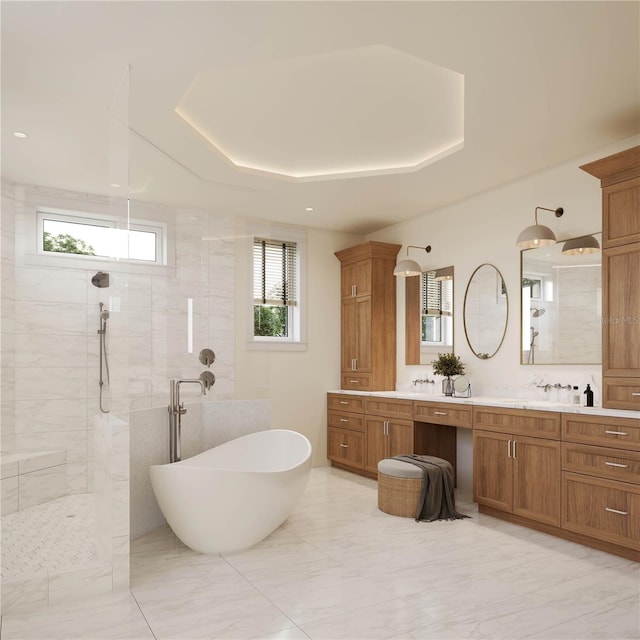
[453,375,471,397]
[463,264,509,359]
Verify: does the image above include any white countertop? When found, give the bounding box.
[328,390,640,420]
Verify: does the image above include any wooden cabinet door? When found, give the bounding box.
[341,260,372,299]
[603,242,640,378]
[355,296,372,372]
[512,435,561,526]
[473,430,512,513]
[388,420,415,459]
[341,297,357,372]
[365,417,387,474]
[603,176,640,248]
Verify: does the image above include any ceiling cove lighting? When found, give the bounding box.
[561,234,600,255]
[393,245,431,277]
[516,206,564,249]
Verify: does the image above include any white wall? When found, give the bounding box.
[234,221,363,466]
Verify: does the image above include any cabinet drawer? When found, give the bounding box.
[562,472,640,550]
[341,374,372,390]
[364,398,413,421]
[327,393,365,414]
[562,443,640,484]
[473,406,561,439]
[602,378,640,411]
[328,411,364,433]
[414,401,472,428]
[562,414,640,451]
[327,427,364,469]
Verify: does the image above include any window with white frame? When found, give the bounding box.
[421,270,453,346]
[37,208,166,265]
[249,227,306,349]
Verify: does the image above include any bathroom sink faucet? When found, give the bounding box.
[168,379,207,463]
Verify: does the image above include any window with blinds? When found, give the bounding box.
[421,271,453,316]
[253,238,298,338]
[421,270,453,345]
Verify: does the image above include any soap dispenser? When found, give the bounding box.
[572,386,581,405]
[584,384,594,407]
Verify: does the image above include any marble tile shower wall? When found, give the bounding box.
[2,183,237,498]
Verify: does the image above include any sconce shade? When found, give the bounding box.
[393,258,423,277]
[516,224,557,249]
[516,206,564,249]
[433,266,454,281]
[561,235,600,255]
[394,244,431,277]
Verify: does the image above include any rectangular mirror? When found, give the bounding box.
[521,233,601,364]
[406,267,454,364]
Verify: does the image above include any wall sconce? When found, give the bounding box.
[561,235,600,255]
[516,206,564,249]
[433,266,454,281]
[393,245,431,277]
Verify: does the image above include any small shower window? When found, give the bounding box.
[37,209,165,264]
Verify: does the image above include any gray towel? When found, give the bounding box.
[393,454,470,522]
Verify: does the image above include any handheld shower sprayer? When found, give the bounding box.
[97,302,110,412]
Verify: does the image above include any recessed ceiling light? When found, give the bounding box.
[13,131,28,139]
[304,207,314,212]
[110,183,121,188]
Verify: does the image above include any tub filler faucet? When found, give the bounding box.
[168,379,207,463]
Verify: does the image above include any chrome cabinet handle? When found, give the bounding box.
[349,379,359,384]
[632,392,640,397]
[351,284,356,297]
[339,418,349,422]
[605,507,628,516]
[513,440,517,459]
[340,443,349,448]
[605,430,628,436]
[605,461,629,468]
[434,411,447,416]
[507,440,512,458]
[339,401,349,405]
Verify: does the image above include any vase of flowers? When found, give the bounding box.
[432,353,466,396]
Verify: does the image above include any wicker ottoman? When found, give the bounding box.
[377,458,424,517]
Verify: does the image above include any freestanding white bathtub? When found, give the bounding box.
[149,429,312,554]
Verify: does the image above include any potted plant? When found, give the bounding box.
[431,353,466,396]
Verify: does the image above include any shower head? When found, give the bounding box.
[91,271,110,288]
[531,307,545,318]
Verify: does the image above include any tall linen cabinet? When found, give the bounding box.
[581,145,640,410]
[335,241,401,391]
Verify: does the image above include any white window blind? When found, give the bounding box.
[421,271,453,316]
[253,239,297,306]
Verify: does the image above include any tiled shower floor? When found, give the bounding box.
[1,493,97,578]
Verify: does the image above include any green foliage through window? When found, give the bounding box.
[254,305,288,337]
[43,231,96,255]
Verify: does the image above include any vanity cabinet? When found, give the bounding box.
[472,407,562,526]
[364,398,414,474]
[581,146,640,410]
[561,414,640,554]
[327,393,366,471]
[335,241,401,391]
[473,417,562,526]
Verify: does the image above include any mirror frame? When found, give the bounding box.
[463,263,509,360]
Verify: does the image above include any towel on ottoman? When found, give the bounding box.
[393,454,469,522]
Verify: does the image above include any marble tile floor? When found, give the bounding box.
[1,493,97,578]
[1,466,638,640]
